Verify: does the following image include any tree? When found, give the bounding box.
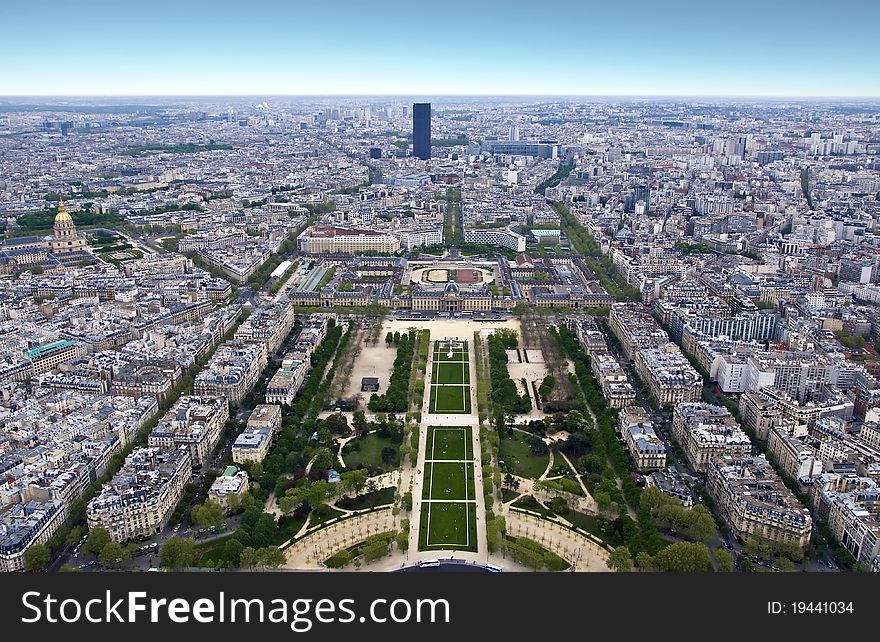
[160,537,197,569]
[503,473,520,491]
[685,505,718,543]
[744,536,774,560]
[352,410,368,433]
[393,331,401,344]
[714,548,734,572]
[223,538,244,567]
[191,500,225,528]
[24,544,50,572]
[607,546,633,572]
[634,551,655,571]
[99,541,132,569]
[310,448,335,472]
[226,491,252,514]
[239,547,259,569]
[381,446,397,465]
[549,496,570,515]
[341,469,368,494]
[239,546,284,569]
[396,530,409,552]
[260,546,285,568]
[653,542,713,572]
[529,437,549,455]
[65,525,86,547]
[85,528,111,555]
[385,332,394,346]
[774,556,796,572]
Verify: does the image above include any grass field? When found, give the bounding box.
[421,462,474,500]
[418,501,478,552]
[499,432,550,479]
[425,426,473,460]
[429,384,472,413]
[418,424,478,552]
[341,433,400,472]
[429,340,472,414]
[432,361,470,384]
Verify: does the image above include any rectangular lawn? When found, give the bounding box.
[418,501,478,552]
[430,384,471,413]
[422,461,473,500]
[432,361,470,384]
[425,426,472,461]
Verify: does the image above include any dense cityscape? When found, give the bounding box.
[1,95,879,576]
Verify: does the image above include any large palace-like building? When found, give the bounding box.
[282,255,616,312]
[0,201,93,273]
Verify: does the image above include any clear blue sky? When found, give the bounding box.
[3,0,878,97]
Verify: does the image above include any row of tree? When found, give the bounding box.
[487,331,532,426]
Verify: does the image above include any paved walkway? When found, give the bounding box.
[508,475,598,514]
[505,511,609,571]
[284,508,398,569]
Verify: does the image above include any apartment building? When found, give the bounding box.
[297,225,400,254]
[591,352,636,408]
[707,455,812,550]
[812,473,880,568]
[26,339,82,376]
[635,344,703,406]
[86,447,191,543]
[0,500,66,572]
[194,340,266,406]
[739,386,854,440]
[231,405,280,466]
[397,226,443,251]
[608,303,669,360]
[672,402,752,472]
[208,466,250,512]
[148,395,229,468]
[234,300,295,355]
[264,357,308,405]
[111,361,182,405]
[619,406,666,472]
[766,424,823,484]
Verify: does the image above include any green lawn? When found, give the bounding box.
[430,385,471,413]
[418,501,478,552]
[310,505,346,528]
[511,495,555,519]
[422,462,474,500]
[425,426,472,460]
[499,433,550,479]
[194,534,233,567]
[432,361,470,384]
[500,488,521,503]
[341,433,400,472]
[336,487,397,511]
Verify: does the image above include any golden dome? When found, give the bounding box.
[54,200,73,225]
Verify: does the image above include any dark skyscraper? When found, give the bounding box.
[633,185,650,212]
[413,102,431,160]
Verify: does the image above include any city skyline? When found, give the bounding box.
[2,0,879,97]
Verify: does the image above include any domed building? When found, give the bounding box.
[0,200,94,273]
[48,200,88,254]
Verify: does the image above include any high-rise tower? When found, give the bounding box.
[413,102,431,160]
